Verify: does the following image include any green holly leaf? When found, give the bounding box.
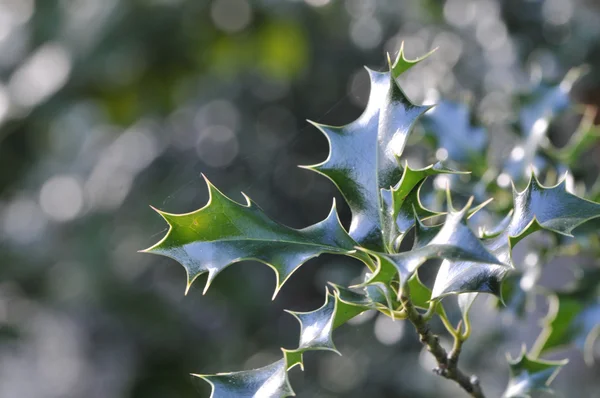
[432,174,600,299]
[364,198,504,292]
[502,348,567,398]
[421,100,488,163]
[142,176,361,297]
[532,269,600,364]
[303,52,432,250]
[389,41,437,79]
[381,162,464,250]
[407,272,434,310]
[198,287,370,397]
[283,288,370,369]
[195,359,294,398]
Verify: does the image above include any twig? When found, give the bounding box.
[400,290,486,398]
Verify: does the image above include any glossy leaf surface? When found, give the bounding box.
[365,199,504,294]
[304,61,430,250]
[143,176,360,296]
[196,360,294,398]
[432,175,600,299]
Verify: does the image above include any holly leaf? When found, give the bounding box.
[421,100,488,163]
[502,348,567,398]
[432,174,600,299]
[504,69,581,181]
[283,288,370,369]
[407,272,434,310]
[389,41,437,79]
[195,359,294,398]
[532,269,600,364]
[303,52,432,250]
[364,198,504,294]
[381,162,464,249]
[198,287,370,397]
[516,69,580,138]
[142,176,361,297]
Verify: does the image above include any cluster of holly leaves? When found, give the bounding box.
[142,45,600,398]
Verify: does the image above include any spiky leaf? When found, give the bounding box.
[432,175,600,298]
[283,288,370,370]
[143,176,361,296]
[364,198,504,295]
[304,58,431,250]
[380,162,463,249]
[195,359,294,398]
[502,348,567,398]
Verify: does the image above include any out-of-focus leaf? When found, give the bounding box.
[143,176,361,296]
[432,174,600,299]
[517,69,580,138]
[195,359,294,398]
[303,52,432,250]
[556,107,600,164]
[502,348,567,398]
[421,100,488,163]
[533,269,600,364]
[504,69,581,181]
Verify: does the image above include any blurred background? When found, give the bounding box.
[1,0,599,397]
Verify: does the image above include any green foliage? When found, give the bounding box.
[502,348,568,398]
[143,46,600,397]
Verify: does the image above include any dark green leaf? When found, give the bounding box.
[365,198,504,293]
[432,174,600,299]
[142,176,361,296]
[381,162,463,250]
[303,54,431,250]
[283,288,369,369]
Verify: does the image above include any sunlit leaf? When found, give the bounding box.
[365,198,504,294]
[303,55,432,250]
[195,359,294,398]
[143,176,362,296]
[504,68,581,181]
[381,162,464,250]
[283,288,370,369]
[432,174,600,299]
